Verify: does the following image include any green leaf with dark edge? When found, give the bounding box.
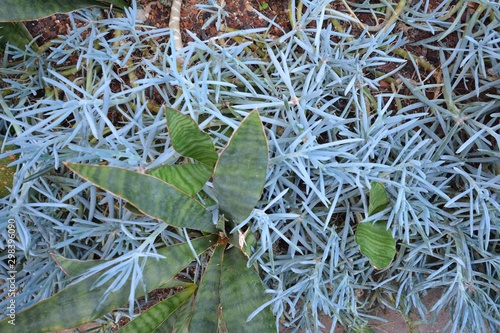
[124,202,145,215]
[0,22,35,51]
[118,285,196,333]
[51,253,106,276]
[0,235,217,333]
[212,109,268,224]
[148,163,212,197]
[165,107,218,167]
[189,245,224,332]
[368,182,389,216]
[65,163,216,233]
[220,247,276,333]
[52,253,195,290]
[0,0,128,22]
[355,221,396,269]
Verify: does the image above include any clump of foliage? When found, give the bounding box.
[0,0,128,49]
[0,107,275,332]
[1,1,499,332]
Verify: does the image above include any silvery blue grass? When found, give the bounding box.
[1,0,499,332]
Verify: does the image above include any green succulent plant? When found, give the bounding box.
[0,108,276,332]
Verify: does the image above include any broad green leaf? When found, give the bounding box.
[368,182,389,216]
[65,163,215,233]
[355,221,396,269]
[124,202,145,215]
[118,286,196,333]
[220,248,276,332]
[148,163,212,197]
[189,245,224,332]
[165,107,218,167]
[0,235,217,333]
[356,182,395,269]
[0,22,34,51]
[212,110,268,224]
[0,0,127,22]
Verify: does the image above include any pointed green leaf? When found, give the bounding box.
[356,182,395,269]
[166,107,218,167]
[355,221,396,269]
[220,248,276,333]
[65,163,215,233]
[159,294,194,333]
[368,182,389,216]
[212,110,268,224]
[52,253,106,276]
[124,202,145,216]
[52,254,194,291]
[0,0,128,22]
[118,286,196,333]
[189,245,224,332]
[148,163,212,197]
[0,22,34,51]
[0,235,217,332]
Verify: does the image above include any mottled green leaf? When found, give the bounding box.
[52,253,105,276]
[368,182,389,216]
[212,110,268,224]
[148,163,212,197]
[65,163,215,233]
[166,107,218,167]
[124,202,145,216]
[189,245,224,332]
[118,286,196,333]
[52,254,194,292]
[355,221,396,269]
[0,235,217,333]
[0,0,127,22]
[159,295,194,333]
[356,182,395,269]
[0,22,34,51]
[220,248,276,332]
